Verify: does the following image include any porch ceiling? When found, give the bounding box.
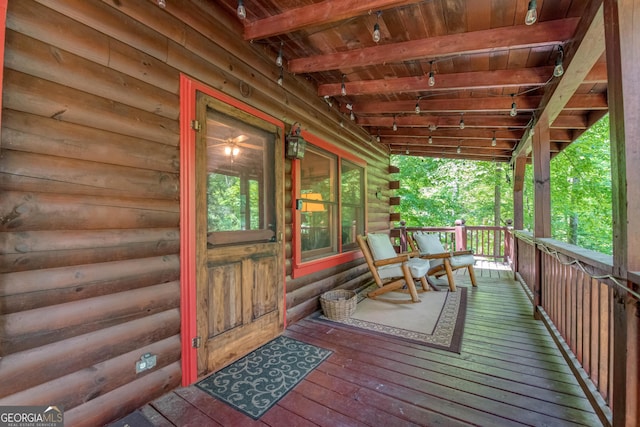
[214,0,607,163]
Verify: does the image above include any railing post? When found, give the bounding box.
[454,219,467,251]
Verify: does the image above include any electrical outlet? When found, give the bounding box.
[135,353,157,374]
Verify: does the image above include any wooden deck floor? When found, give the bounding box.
[129,264,603,426]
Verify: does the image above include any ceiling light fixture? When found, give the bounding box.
[341,74,347,96]
[372,11,382,43]
[554,46,565,77]
[275,43,283,67]
[459,113,465,130]
[237,0,246,20]
[525,0,537,25]
[492,131,497,147]
[510,94,517,117]
[428,61,435,87]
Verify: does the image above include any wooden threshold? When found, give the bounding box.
[121,263,603,426]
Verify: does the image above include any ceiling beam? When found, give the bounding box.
[243,0,421,40]
[357,115,531,128]
[318,67,554,97]
[349,96,542,114]
[347,93,603,114]
[288,18,580,73]
[512,1,605,159]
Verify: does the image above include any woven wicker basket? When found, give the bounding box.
[320,289,357,321]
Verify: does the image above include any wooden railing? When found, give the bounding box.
[512,232,640,427]
[392,220,514,265]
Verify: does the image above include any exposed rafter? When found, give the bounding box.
[289,18,580,73]
[243,0,421,40]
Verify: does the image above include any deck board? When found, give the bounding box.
[126,265,603,426]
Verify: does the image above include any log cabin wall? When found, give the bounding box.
[0,1,392,425]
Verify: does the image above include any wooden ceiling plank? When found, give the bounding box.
[243,0,423,40]
[288,18,580,73]
[318,66,554,96]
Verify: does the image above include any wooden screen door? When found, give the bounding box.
[194,92,284,376]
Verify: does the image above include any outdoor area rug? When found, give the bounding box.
[196,335,332,419]
[319,285,467,353]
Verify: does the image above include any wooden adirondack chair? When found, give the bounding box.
[356,233,432,303]
[408,232,477,292]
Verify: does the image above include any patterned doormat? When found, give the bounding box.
[196,335,332,419]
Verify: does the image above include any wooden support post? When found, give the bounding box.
[512,156,527,231]
[603,0,640,424]
[531,114,551,316]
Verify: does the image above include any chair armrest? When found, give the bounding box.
[420,250,473,260]
[373,253,410,267]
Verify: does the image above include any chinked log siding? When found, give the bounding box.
[0,1,393,425]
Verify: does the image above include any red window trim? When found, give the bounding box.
[291,131,365,278]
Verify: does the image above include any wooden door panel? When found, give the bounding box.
[207,262,243,336]
[251,256,278,319]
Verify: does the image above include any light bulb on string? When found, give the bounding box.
[510,94,517,117]
[492,131,497,147]
[428,135,433,144]
[277,68,283,86]
[350,111,355,121]
[341,74,347,96]
[553,46,565,77]
[157,0,166,8]
[428,61,435,87]
[459,113,465,130]
[415,99,421,114]
[237,0,246,20]
[372,11,382,43]
[457,146,461,154]
[392,116,398,131]
[525,0,537,25]
[275,43,283,67]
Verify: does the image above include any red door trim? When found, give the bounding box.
[179,75,286,385]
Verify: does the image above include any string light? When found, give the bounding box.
[510,94,517,117]
[428,135,433,144]
[554,46,565,77]
[157,0,166,8]
[323,95,333,107]
[277,68,283,86]
[428,61,435,87]
[341,74,347,96]
[415,99,421,114]
[372,11,382,43]
[459,113,465,130]
[350,111,355,121]
[457,145,461,154]
[237,0,246,20]
[406,147,410,155]
[392,116,398,131]
[275,43,283,67]
[376,129,381,142]
[525,0,537,25]
[492,131,497,147]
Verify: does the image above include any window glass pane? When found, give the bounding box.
[300,148,336,260]
[341,160,364,251]
[205,110,275,242]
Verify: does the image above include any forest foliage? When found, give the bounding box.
[391,115,612,255]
